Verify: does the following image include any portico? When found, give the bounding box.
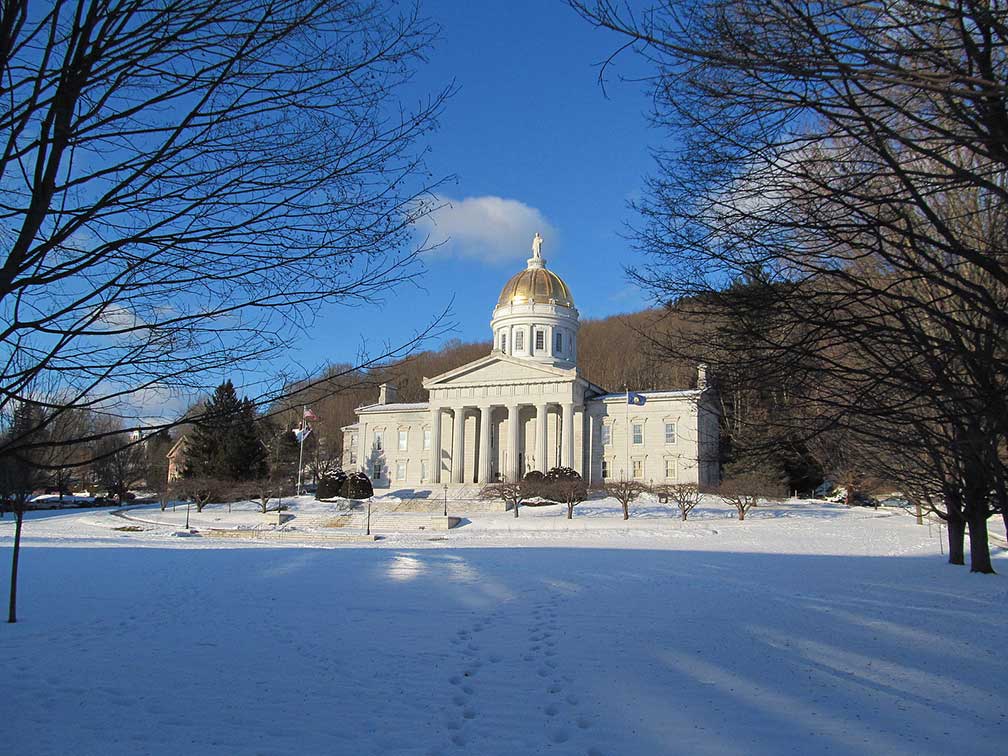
[422,348,593,484]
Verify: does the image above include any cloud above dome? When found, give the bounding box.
[417,195,558,264]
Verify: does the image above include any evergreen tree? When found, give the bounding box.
[185,381,266,481]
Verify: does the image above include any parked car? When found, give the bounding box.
[850,492,879,508]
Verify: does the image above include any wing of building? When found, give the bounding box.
[342,234,720,489]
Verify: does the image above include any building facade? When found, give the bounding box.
[342,234,719,489]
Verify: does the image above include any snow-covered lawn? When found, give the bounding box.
[1,497,1005,755]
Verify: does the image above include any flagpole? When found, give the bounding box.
[296,405,305,496]
[625,384,630,481]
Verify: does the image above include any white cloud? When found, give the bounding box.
[417,195,557,264]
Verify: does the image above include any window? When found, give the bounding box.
[349,451,357,465]
[632,423,643,445]
[372,461,382,479]
[398,429,408,451]
[515,330,524,350]
[373,431,383,451]
[420,460,428,482]
[423,428,431,451]
[601,459,609,479]
[601,424,611,446]
[555,331,563,353]
[396,461,406,481]
[535,329,545,351]
[632,459,643,478]
[665,422,677,445]
[500,332,507,352]
[665,458,676,479]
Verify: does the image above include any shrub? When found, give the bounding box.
[344,471,373,500]
[544,467,587,519]
[317,470,349,500]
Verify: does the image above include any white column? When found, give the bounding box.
[561,403,574,468]
[507,404,521,481]
[585,410,594,485]
[536,402,548,472]
[430,408,442,484]
[478,405,492,484]
[451,407,466,484]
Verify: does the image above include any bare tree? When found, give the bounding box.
[169,477,229,514]
[0,0,448,458]
[91,432,147,504]
[663,483,701,522]
[480,481,525,518]
[0,400,52,622]
[542,467,587,520]
[572,0,1008,571]
[603,478,649,520]
[719,473,786,522]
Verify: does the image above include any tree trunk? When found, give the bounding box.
[947,517,966,566]
[622,501,629,520]
[737,507,745,521]
[681,508,687,522]
[967,514,995,574]
[567,502,573,520]
[8,510,24,623]
[513,501,519,518]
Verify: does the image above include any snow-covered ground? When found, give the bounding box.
[1,496,1005,755]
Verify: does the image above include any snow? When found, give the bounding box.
[1,496,1005,755]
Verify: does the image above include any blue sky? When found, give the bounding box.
[288,0,661,374]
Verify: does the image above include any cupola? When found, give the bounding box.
[490,233,579,367]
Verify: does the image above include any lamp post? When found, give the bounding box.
[185,499,190,530]
[443,483,448,517]
[366,496,372,536]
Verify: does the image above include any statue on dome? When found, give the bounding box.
[532,232,543,258]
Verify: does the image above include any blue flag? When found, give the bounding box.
[627,392,646,406]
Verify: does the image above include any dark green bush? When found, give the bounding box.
[316,470,348,500]
[344,471,373,499]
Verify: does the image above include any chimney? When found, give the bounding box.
[697,364,708,390]
[378,383,397,405]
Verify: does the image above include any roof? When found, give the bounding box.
[594,389,703,402]
[496,266,574,309]
[356,402,429,414]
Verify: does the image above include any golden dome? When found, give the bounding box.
[496,267,574,309]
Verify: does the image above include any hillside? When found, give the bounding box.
[274,308,700,453]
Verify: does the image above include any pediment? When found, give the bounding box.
[424,354,576,388]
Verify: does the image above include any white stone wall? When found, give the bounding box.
[585,391,719,487]
[351,407,431,488]
[343,370,718,491]
[490,301,579,366]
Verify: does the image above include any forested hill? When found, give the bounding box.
[277,308,699,447]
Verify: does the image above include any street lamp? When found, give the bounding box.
[185,499,190,530]
[443,483,448,517]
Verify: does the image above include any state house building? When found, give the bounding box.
[342,234,719,490]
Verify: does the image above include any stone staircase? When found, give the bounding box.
[305,511,461,532]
